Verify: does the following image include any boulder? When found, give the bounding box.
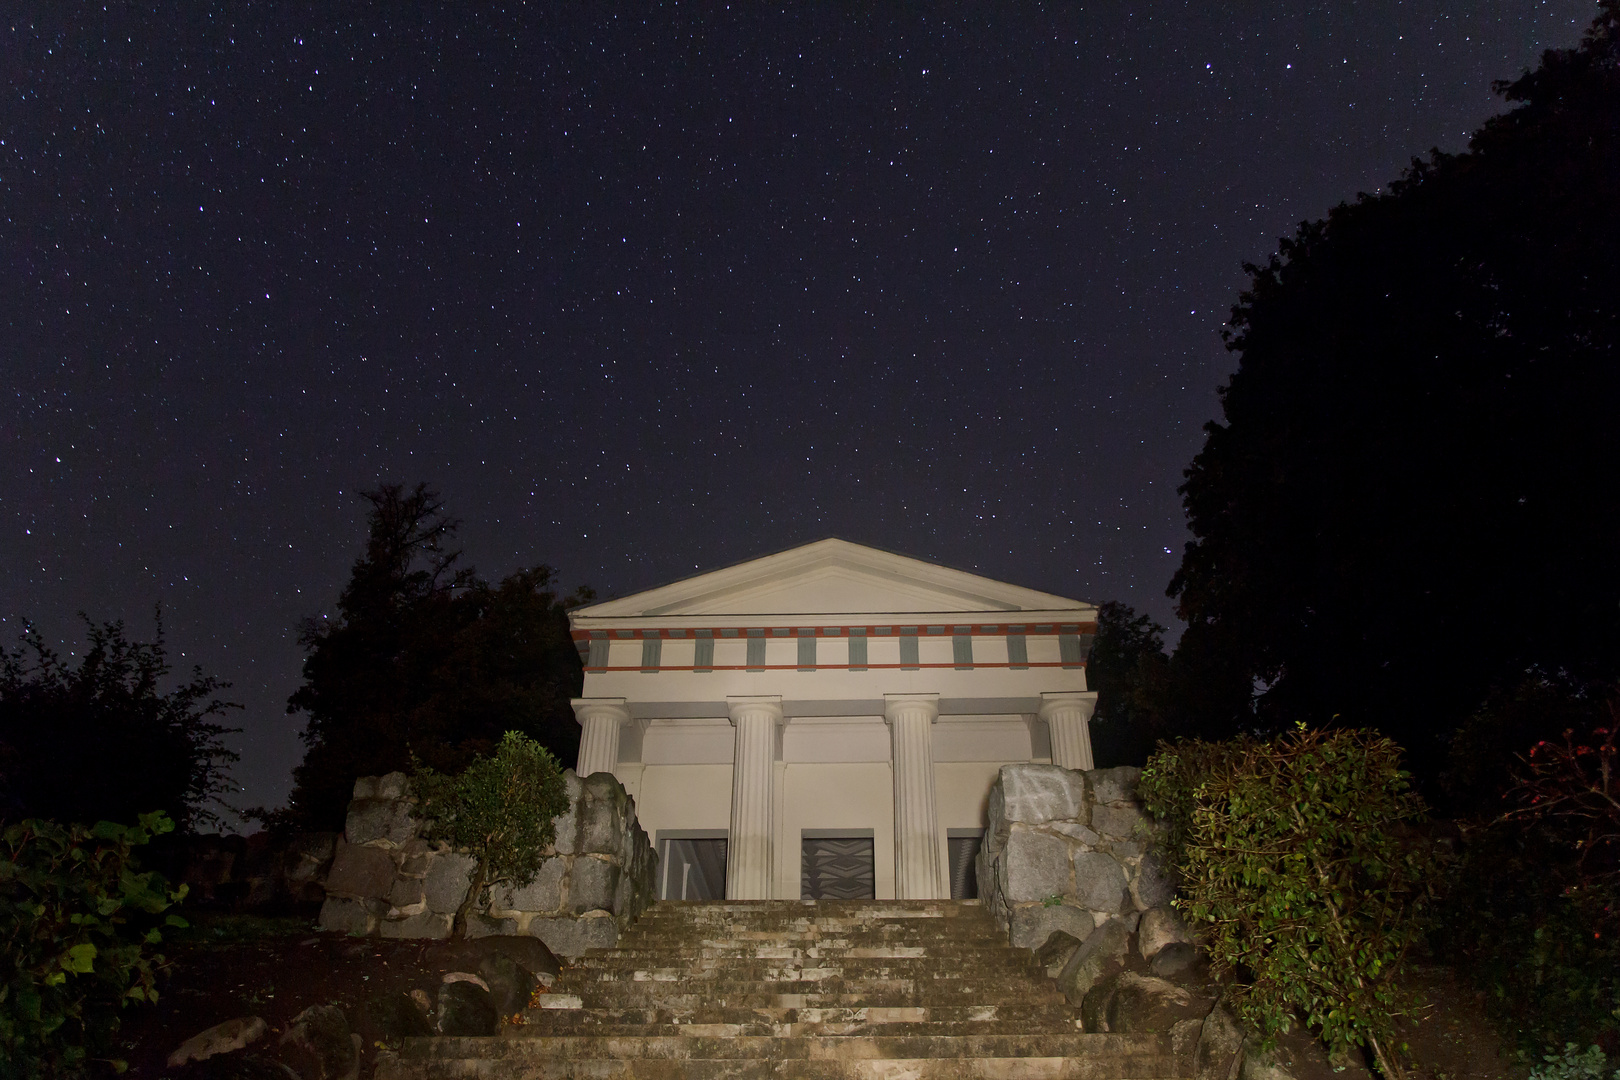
[1240,1040,1300,1080]
[1196,1005,1246,1080]
[370,993,434,1039]
[1131,851,1177,910]
[990,764,1089,843]
[323,841,397,900]
[375,771,411,799]
[436,979,499,1036]
[479,953,538,1016]
[344,798,417,847]
[1048,821,1102,845]
[1139,904,1191,961]
[168,1016,267,1066]
[1055,918,1130,1006]
[378,910,452,940]
[1083,971,1209,1034]
[1009,902,1094,951]
[387,876,426,910]
[579,773,629,856]
[569,856,621,914]
[1071,851,1130,914]
[1034,930,1084,976]
[422,852,477,914]
[1001,829,1073,902]
[180,1054,301,1079]
[548,771,585,855]
[1152,942,1201,979]
[426,934,563,981]
[278,1005,358,1080]
[1089,766,1142,805]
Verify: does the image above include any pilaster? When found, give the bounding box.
[1039,690,1099,771]
[885,693,942,899]
[571,697,630,777]
[727,695,783,900]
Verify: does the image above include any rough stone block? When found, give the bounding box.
[1152,942,1200,978]
[375,771,410,799]
[569,855,621,914]
[464,914,521,939]
[279,1005,357,1080]
[527,915,620,957]
[1009,901,1095,951]
[479,954,538,1017]
[345,797,417,847]
[436,980,498,1036]
[1084,971,1205,1035]
[423,852,477,914]
[1092,803,1149,841]
[493,858,565,914]
[1056,918,1131,1007]
[378,910,452,940]
[324,840,398,899]
[579,773,629,856]
[1131,851,1176,910]
[1049,821,1102,846]
[1196,1005,1246,1080]
[1001,828,1073,902]
[1089,766,1142,805]
[318,896,378,934]
[1139,904,1191,961]
[388,876,425,909]
[352,776,378,800]
[549,771,584,855]
[1071,850,1130,914]
[1035,930,1085,975]
[990,765,1089,842]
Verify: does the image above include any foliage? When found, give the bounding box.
[1140,726,1431,1078]
[1164,6,1620,781]
[0,617,240,832]
[1442,672,1606,818]
[270,483,591,831]
[411,731,570,938]
[0,812,187,1079]
[1528,1043,1620,1080]
[1432,700,1620,1055]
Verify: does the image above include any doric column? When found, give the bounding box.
[726,695,782,900]
[571,698,629,777]
[1040,691,1099,771]
[885,693,942,899]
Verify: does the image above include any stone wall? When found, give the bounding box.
[318,769,656,956]
[977,763,1174,949]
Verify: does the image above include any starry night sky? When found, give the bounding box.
[3,3,1597,821]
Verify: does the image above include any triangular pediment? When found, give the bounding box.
[574,539,1089,619]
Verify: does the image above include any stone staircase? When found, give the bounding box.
[378,899,1189,1079]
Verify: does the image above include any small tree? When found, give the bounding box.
[1140,725,1432,1079]
[411,731,570,938]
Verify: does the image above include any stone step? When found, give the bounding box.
[379,1052,1186,1080]
[514,1020,1086,1040]
[515,1003,1086,1033]
[404,1032,1175,1062]
[534,992,1067,1013]
[582,946,1021,961]
[567,959,1047,979]
[551,976,1067,999]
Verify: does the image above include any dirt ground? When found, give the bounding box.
[118,912,1527,1080]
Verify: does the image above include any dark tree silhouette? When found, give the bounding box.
[1167,7,1620,780]
[0,616,240,831]
[273,484,590,831]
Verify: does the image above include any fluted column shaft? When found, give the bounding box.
[1041,691,1099,771]
[886,693,942,899]
[572,698,630,777]
[727,696,782,900]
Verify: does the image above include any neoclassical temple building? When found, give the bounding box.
[568,539,1097,903]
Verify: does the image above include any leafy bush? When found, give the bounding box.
[1528,1043,1620,1080]
[0,812,187,1078]
[412,731,570,937]
[1139,726,1431,1079]
[1432,710,1619,1054]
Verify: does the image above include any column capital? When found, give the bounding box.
[1038,690,1098,720]
[726,695,784,726]
[883,693,940,724]
[571,697,630,726]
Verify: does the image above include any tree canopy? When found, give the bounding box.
[1165,8,1620,780]
[274,484,590,831]
[0,618,240,832]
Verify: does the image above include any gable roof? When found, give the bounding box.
[571,538,1091,622]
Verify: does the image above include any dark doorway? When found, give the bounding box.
[947,831,982,900]
[660,834,727,900]
[801,833,876,899]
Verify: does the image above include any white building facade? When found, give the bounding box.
[568,539,1098,903]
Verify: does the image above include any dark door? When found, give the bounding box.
[801,836,876,899]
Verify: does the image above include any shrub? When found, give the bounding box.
[0,812,187,1078]
[1432,710,1619,1054]
[412,731,569,938]
[1139,725,1431,1079]
[1528,1043,1620,1080]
